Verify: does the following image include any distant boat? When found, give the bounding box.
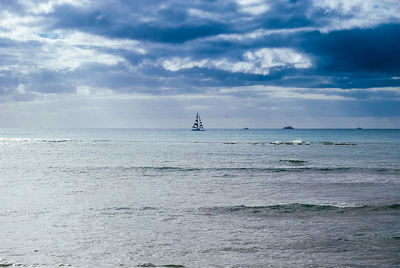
[283,126,294,129]
[356,127,363,130]
[192,112,205,131]
[244,128,249,130]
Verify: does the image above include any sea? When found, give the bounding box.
[0,128,399,267]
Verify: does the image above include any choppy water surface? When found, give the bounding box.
[0,129,399,267]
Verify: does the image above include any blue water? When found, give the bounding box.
[0,128,399,267]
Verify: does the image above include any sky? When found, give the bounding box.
[0,0,400,128]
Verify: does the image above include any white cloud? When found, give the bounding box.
[105,85,393,103]
[188,9,223,21]
[243,48,311,70]
[163,48,311,75]
[314,0,400,31]
[268,91,351,100]
[0,11,43,42]
[218,85,354,100]
[75,86,114,96]
[217,85,400,100]
[18,0,89,15]
[0,8,145,73]
[38,32,145,70]
[318,87,400,95]
[16,84,26,94]
[209,27,314,41]
[0,40,125,73]
[40,44,124,71]
[0,7,146,55]
[235,0,270,15]
[62,32,146,54]
[162,57,208,72]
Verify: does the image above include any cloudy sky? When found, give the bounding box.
[1,0,399,128]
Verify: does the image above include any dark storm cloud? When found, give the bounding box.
[303,24,400,74]
[48,2,233,43]
[105,23,229,43]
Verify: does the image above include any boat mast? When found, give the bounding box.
[198,114,204,130]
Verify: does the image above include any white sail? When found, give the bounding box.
[192,112,205,131]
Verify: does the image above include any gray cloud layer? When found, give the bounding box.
[0,0,400,127]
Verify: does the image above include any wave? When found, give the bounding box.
[0,137,77,143]
[200,203,400,216]
[102,206,159,215]
[45,139,74,143]
[279,159,307,165]
[131,166,400,173]
[100,203,400,219]
[122,166,202,172]
[161,166,400,174]
[57,166,400,175]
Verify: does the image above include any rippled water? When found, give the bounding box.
[0,129,399,267]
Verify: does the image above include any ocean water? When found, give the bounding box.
[0,128,399,267]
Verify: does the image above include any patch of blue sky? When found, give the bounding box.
[38,33,61,39]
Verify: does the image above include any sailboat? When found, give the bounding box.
[192,112,205,131]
